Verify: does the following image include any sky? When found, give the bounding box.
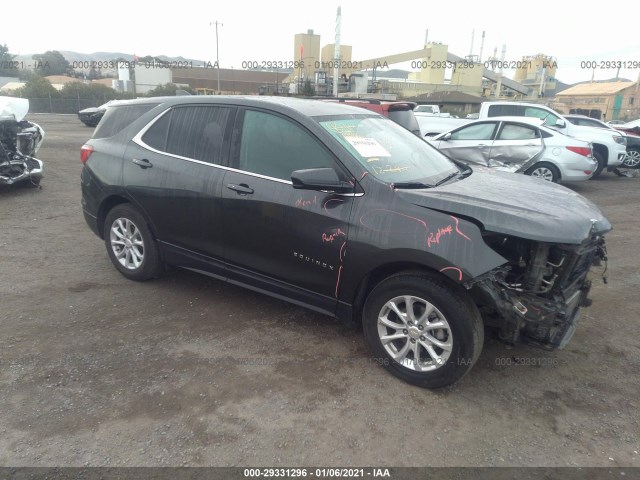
[3,0,640,85]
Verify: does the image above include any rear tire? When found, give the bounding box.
[525,162,560,183]
[592,150,606,177]
[362,272,484,388]
[104,204,162,281]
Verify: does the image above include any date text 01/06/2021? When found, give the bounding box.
[243,468,391,477]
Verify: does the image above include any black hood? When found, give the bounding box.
[397,168,612,244]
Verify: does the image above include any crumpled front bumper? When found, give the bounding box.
[471,235,606,351]
[0,156,44,185]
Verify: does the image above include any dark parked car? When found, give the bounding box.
[80,96,610,388]
[78,100,118,127]
[614,118,640,137]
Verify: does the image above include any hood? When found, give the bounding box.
[397,168,612,244]
[0,97,29,122]
[565,122,624,142]
[79,107,102,114]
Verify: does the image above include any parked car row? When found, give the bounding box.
[80,96,611,389]
[614,118,640,137]
[477,102,627,177]
[410,101,636,182]
[427,117,596,183]
[564,114,640,171]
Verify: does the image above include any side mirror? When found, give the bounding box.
[442,132,452,141]
[555,119,566,128]
[291,168,352,193]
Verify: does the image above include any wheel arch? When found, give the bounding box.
[349,261,473,326]
[97,195,159,241]
[592,143,609,165]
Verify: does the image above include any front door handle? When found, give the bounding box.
[131,158,153,169]
[227,183,254,195]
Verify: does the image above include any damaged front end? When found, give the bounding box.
[471,231,608,350]
[0,97,45,187]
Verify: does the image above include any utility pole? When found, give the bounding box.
[495,44,506,97]
[333,6,342,97]
[210,20,223,94]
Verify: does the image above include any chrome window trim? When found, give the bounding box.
[130,106,364,191]
[132,108,292,186]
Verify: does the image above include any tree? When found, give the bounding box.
[32,50,71,76]
[60,82,118,102]
[0,44,16,76]
[18,69,39,82]
[15,76,59,98]
[302,79,315,96]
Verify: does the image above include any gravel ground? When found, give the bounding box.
[0,114,639,467]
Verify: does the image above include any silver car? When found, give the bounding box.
[429,117,597,182]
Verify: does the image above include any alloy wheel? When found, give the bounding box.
[110,218,145,270]
[529,167,555,182]
[623,150,640,168]
[377,295,453,372]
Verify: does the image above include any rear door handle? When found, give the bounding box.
[227,183,254,195]
[131,158,153,169]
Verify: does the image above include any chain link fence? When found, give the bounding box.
[18,93,137,114]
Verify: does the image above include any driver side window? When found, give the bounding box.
[238,110,336,181]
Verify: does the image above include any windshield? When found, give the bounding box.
[318,116,458,184]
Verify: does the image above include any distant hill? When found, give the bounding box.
[11,51,415,78]
[571,77,633,85]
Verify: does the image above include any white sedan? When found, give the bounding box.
[428,117,597,183]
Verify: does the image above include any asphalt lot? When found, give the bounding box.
[1,114,639,467]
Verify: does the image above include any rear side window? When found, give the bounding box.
[497,123,539,140]
[93,104,156,139]
[141,110,171,151]
[142,105,231,164]
[540,130,554,138]
[487,104,523,117]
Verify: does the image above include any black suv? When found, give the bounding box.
[80,96,610,388]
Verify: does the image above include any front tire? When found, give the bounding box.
[525,162,560,182]
[17,177,41,188]
[362,273,484,388]
[622,148,640,168]
[104,204,162,281]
